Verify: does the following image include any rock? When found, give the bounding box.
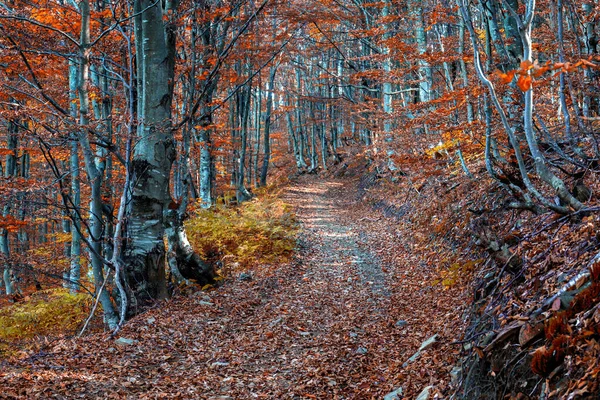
[416,386,433,400]
[404,334,439,366]
[483,324,521,353]
[198,300,214,306]
[211,361,230,368]
[238,272,252,281]
[115,337,136,346]
[418,334,438,352]
[450,366,462,385]
[193,291,211,300]
[355,347,368,355]
[484,271,495,280]
[395,320,408,328]
[383,387,403,400]
[518,322,544,347]
[146,317,156,324]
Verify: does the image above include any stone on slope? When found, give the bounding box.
[416,385,433,400]
[383,387,403,400]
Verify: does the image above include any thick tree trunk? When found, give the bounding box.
[123,0,175,313]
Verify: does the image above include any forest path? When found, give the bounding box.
[0,177,463,399]
[285,179,390,303]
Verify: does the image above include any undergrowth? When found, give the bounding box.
[0,288,90,357]
[186,187,298,274]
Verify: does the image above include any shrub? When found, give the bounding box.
[0,288,90,357]
[186,193,298,274]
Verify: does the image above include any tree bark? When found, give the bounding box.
[259,65,277,186]
[124,0,175,313]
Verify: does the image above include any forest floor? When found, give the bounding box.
[0,176,468,399]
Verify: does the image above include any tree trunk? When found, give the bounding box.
[236,74,252,202]
[259,65,277,187]
[68,60,81,293]
[1,119,17,295]
[76,0,118,327]
[123,0,175,313]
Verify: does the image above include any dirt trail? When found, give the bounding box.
[286,180,390,301]
[0,178,463,399]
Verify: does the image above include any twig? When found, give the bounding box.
[530,250,600,318]
[77,271,111,338]
[358,217,380,222]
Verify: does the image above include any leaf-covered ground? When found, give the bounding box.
[0,177,468,399]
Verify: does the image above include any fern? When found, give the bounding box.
[186,194,298,274]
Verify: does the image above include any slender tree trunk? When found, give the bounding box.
[459,21,474,123]
[1,120,17,295]
[74,0,118,326]
[198,84,216,208]
[382,0,393,133]
[582,2,597,117]
[68,59,81,293]
[259,65,277,186]
[236,78,252,202]
[253,80,262,188]
[411,1,431,102]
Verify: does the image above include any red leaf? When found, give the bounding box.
[517,75,532,92]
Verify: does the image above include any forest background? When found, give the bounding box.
[1,0,600,398]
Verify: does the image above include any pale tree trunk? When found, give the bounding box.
[516,0,583,211]
[556,0,574,145]
[1,119,17,295]
[259,65,277,187]
[382,0,393,133]
[126,0,214,312]
[197,80,218,208]
[17,146,28,260]
[253,78,262,187]
[411,0,431,102]
[295,64,307,168]
[458,0,583,213]
[124,0,175,312]
[286,94,306,170]
[310,112,318,171]
[68,60,81,294]
[459,21,474,123]
[236,73,252,202]
[229,96,238,188]
[76,0,118,327]
[582,2,597,117]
